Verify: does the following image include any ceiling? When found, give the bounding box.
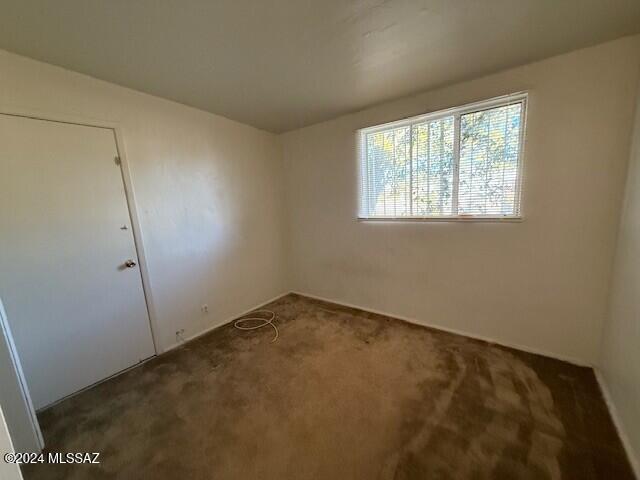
[1,1,640,133]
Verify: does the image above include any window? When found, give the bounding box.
[358,93,527,220]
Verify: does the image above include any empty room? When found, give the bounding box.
[1,1,640,479]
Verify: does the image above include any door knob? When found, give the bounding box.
[124,259,137,268]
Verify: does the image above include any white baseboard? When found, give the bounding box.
[292,291,640,473]
[290,290,592,367]
[162,289,637,477]
[39,288,636,478]
[163,291,290,353]
[41,292,290,412]
[594,369,639,478]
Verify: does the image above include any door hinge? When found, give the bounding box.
[114,156,121,165]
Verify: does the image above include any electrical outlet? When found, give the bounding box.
[201,304,209,314]
[176,328,185,342]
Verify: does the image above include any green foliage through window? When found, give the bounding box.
[360,96,525,219]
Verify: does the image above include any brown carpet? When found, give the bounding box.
[23,294,634,479]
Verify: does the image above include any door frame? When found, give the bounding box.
[0,106,160,355]
[0,296,44,451]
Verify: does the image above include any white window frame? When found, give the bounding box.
[358,92,528,222]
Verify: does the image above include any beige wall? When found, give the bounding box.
[0,49,287,352]
[282,35,640,365]
[599,78,640,474]
[1,28,640,465]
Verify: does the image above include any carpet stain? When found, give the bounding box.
[23,294,635,479]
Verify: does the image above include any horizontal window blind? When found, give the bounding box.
[359,94,526,220]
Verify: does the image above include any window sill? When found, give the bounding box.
[357,216,523,223]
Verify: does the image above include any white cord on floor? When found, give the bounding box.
[234,310,278,342]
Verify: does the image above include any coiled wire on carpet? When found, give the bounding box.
[234,310,279,342]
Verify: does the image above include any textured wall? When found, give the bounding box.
[599,75,640,474]
[282,35,640,364]
[0,49,287,352]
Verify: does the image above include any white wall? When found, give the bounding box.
[1,28,640,466]
[0,49,287,352]
[282,35,640,365]
[599,78,640,475]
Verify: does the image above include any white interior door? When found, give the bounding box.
[0,114,156,410]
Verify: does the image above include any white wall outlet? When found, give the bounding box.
[176,328,185,342]
[201,304,209,314]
